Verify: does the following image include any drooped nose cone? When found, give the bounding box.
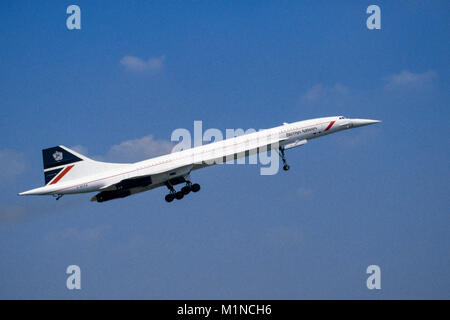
[351,119,381,128]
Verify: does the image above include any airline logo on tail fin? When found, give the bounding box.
[42,146,83,170]
[53,151,63,161]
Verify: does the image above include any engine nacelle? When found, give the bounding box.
[282,139,307,150]
[95,189,131,202]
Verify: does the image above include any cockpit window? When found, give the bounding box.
[339,116,346,119]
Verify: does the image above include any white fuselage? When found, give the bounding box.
[19,116,379,198]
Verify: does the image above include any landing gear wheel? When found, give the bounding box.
[175,191,184,200]
[165,193,175,202]
[283,164,290,171]
[191,183,200,193]
[181,185,191,195]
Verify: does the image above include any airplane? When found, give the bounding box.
[18,116,380,203]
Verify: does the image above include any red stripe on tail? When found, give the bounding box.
[50,165,74,185]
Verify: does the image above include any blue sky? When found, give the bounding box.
[0,1,449,299]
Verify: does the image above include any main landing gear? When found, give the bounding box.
[164,181,201,203]
[279,147,290,171]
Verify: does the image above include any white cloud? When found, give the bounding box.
[105,135,174,163]
[301,83,349,104]
[70,145,88,155]
[0,149,26,178]
[384,70,437,90]
[71,135,174,163]
[120,55,165,72]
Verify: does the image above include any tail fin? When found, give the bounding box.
[42,146,86,170]
[42,145,127,185]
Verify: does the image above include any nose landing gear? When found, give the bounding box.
[279,147,290,171]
